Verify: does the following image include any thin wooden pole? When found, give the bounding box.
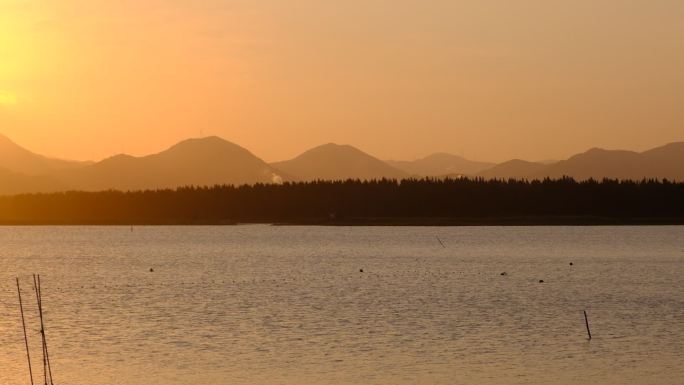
[17,277,35,385]
[37,275,54,384]
[32,274,47,385]
[584,310,592,340]
[436,236,446,248]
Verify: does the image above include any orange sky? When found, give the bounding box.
[1,0,683,162]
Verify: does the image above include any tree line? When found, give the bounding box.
[0,177,682,225]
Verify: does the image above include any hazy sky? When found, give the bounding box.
[1,0,683,162]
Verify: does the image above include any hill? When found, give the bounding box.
[477,159,548,179]
[536,142,684,180]
[0,167,65,195]
[0,133,90,175]
[60,137,286,191]
[272,143,408,181]
[387,153,494,177]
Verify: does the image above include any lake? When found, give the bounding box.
[0,226,682,385]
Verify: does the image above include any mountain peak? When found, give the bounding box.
[476,159,546,179]
[568,147,639,162]
[642,141,684,155]
[308,143,358,153]
[168,136,243,151]
[0,133,90,176]
[422,152,467,161]
[0,132,14,144]
[64,135,283,191]
[272,143,407,181]
[0,132,26,149]
[387,152,494,177]
[319,142,347,148]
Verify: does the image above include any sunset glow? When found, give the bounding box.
[0,0,683,162]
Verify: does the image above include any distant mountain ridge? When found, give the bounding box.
[534,143,684,180]
[0,132,682,195]
[474,142,684,180]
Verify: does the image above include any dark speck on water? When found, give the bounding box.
[359,268,364,273]
[539,279,545,283]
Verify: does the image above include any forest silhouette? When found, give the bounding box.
[0,177,681,225]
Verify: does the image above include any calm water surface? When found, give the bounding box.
[0,226,682,385]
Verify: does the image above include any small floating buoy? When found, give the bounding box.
[539,279,544,283]
[500,272,507,276]
[569,262,574,266]
[149,268,154,272]
[359,269,364,273]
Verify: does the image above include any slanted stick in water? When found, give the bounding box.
[32,274,48,385]
[584,310,592,340]
[37,275,54,384]
[17,277,35,385]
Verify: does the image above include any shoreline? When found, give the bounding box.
[1,216,683,226]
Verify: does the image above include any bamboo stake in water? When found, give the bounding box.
[436,236,446,248]
[34,274,54,385]
[32,274,47,385]
[584,310,592,340]
[36,275,54,384]
[17,277,35,385]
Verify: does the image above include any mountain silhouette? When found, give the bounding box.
[534,142,684,180]
[272,143,408,181]
[0,133,91,175]
[60,136,287,191]
[387,153,494,177]
[0,167,65,195]
[1,133,683,195]
[476,159,548,179]
[640,142,684,178]
[473,142,684,180]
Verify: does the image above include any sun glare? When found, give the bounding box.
[0,91,17,106]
